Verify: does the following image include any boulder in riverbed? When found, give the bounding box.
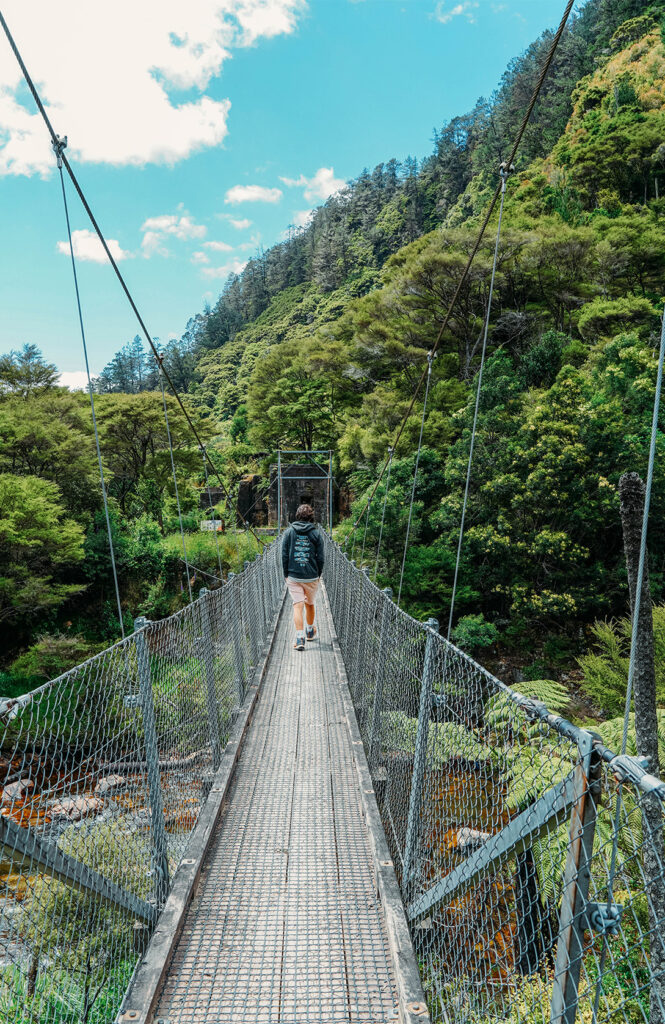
[94,774,126,796]
[50,796,104,821]
[1,779,34,804]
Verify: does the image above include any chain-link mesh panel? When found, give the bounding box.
[0,540,283,1024]
[323,536,665,1024]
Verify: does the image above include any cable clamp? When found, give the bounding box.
[498,161,515,193]
[520,697,548,722]
[583,901,623,936]
[52,134,68,168]
[609,753,665,797]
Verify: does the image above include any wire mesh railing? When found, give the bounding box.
[0,540,283,1024]
[323,536,665,1024]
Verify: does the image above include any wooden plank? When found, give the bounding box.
[115,592,287,1024]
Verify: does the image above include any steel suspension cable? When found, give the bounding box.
[344,0,575,548]
[446,167,509,641]
[592,303,665,1021]
[397,352,433,608]
[0,9,264,550]
[158,366,193,604]
[374,446,394,581]
[55,147,125,639]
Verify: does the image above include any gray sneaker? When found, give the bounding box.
[294,637,305,652]
[306,626,316,642]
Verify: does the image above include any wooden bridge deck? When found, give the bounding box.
[137,588,419,1024]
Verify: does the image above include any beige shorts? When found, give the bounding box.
[285,577,320,605]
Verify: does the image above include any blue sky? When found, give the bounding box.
[0,0,569,384]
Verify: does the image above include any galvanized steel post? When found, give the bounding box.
[357,568,372,707]
[277,450,282,536]
[255,553,266,641]
[134,617,170,907]
[227,573,245,705]
[403,617,439,893]
[244,561,259,666]
[342,559,356,670]
[368,587,394,770]
[198,589,222,768]
[328,450,333,535]
[550,730,602,1024]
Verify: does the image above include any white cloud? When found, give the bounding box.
[224,184,282,204]
[433,1,478,24]
[204,239,234,251]
[59,370,90,390]
[0,1,306,176]
[191,250,210,264]
[141,212,206,255]
[202,257,248,278]
[56,228,131,263]
[292,208,314,227]
[280,166,345,202]
[229,217,252,229]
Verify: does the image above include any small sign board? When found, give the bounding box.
[200,520,222,532]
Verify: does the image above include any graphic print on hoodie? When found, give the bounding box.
[281,520,325,581]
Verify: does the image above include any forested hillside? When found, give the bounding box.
[3,0,665,708]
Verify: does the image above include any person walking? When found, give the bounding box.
[281,503,325,651]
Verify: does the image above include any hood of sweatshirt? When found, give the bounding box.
[291,520,317,534]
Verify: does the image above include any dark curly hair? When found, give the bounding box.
[296,503,315,522]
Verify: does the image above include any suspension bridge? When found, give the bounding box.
[2,536,665,1024]
[2,1,665,1022]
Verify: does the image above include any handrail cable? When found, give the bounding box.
[445,165,509,640]
[373,445,394,581]
[158,363,193,603]
[0,9,265,550]
[54,142,125,639]
[344,0,575,548]
[178,557,224,585]
[397,352,433,608]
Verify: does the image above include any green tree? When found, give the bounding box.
[0,390,99,515]
[247,340,335,450]
[0,474,85,626]
[0,344,59,397]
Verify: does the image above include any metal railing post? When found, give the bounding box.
[356,568,372,708]
[550,730,602,1024]
[277,450,282,535]
[134,617,170,907]
[368,587,394,771]
[342,559,356,669]
[255,553,266,641]
[403,617,439,893]
[244,561,259,665]
[227,573,245,705]
[328,450,333,535]
[198,589,222,768]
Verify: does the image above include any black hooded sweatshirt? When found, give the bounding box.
[281,521,325,581]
